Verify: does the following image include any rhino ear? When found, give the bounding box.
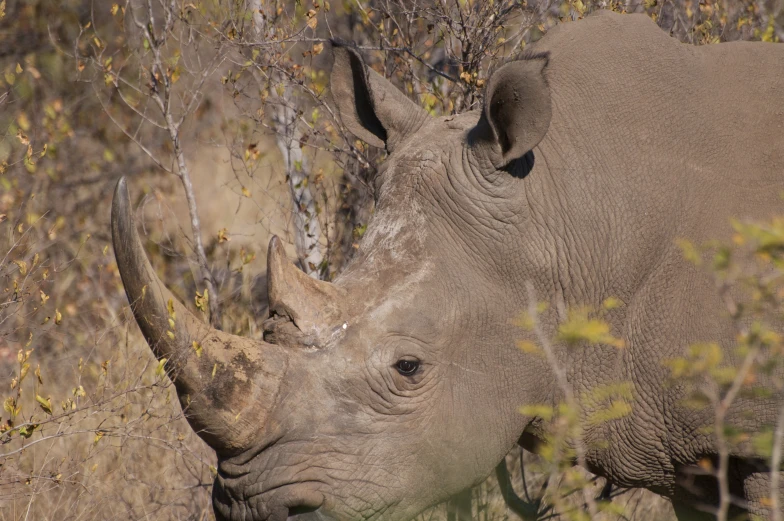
[330,40,428,152]
[472,54,552,167]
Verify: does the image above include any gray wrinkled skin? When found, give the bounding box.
[113,10,784,521]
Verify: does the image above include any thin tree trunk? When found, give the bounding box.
[272,94,324,278]
[250,1,325,279]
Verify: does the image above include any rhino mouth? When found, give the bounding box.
[287,506,336,521]
[212,477,326,521]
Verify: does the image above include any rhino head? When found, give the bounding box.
[113,42,558,521]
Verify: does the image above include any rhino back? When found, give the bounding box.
[520,11,784,490]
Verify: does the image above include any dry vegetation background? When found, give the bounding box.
[0,0,782,520]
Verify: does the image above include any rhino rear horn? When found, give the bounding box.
[330,40,429,153]
[112,178,288,454]
[267,236,345,342]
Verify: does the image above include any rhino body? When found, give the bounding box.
[111,10,784,521]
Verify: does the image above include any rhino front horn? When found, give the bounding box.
[112,177,288,454]
[267,236,345,341]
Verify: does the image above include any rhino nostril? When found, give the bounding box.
[286,504,321,518]
[262,314,310,346]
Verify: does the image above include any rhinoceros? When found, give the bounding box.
[111,9,784,521]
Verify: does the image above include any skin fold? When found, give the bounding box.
[112,10,784,521]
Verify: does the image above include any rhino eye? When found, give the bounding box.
[395,359,420,376]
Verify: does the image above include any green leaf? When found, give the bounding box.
[19,424,38,439]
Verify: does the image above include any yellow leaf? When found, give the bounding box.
[602,296,624,310]
[15,63,22,74]
[306,15,317,29]
[155,358,168,377]
[515,340,540,354]
[557,308,625,348]
[0,1,5,20]
[4,397,17,416]
[19,363,30,382]
[676,238,702,266]
[111,3,119,15]
[17,112,30,131]
[195,289,209,312]
[762,18,776,43]
[587,399,632,426]
[40,290,49,304]
[192,341,203,357]
[312,42,324,55]
[241,186,250,198]
[93,431,104,445]
[16,130,29,145]
[519,404,554,421]
[35,394,52,415]
[167,298,176,319]
[34,364,43,384]
[13,260,27,275]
